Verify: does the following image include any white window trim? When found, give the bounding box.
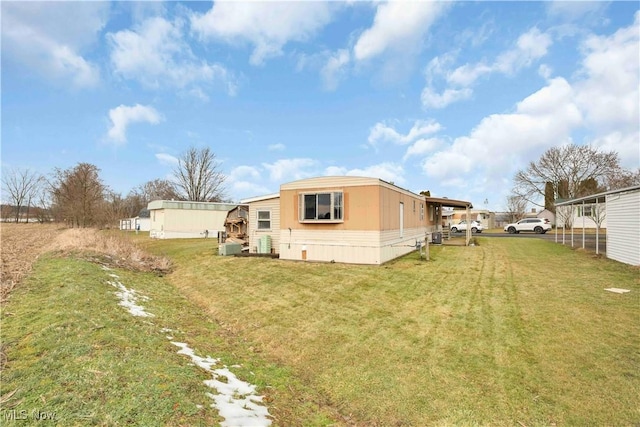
[257,209,271,231]
[299,191,344,223]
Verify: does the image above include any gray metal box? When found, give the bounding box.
[219,243,242,256]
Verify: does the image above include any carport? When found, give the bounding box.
[556,185,640,265]
[555,185,640,265]
[555,192,606,254]
[425,197,474,246]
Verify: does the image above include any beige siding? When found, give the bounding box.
[279,229,382,264]
[150,209,228,238]
[379,227,429,264]
[247,197,280,253]
[278,176,434,264]
[281,176,382,191]
[279,226,427,264]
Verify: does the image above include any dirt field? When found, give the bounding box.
[1,223,170,304]
[1,223,66,303]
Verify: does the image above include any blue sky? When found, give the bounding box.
[2,1,639,210]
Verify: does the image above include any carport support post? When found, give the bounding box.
[595,199,600,255]
[465,204,471,246]
[582,200,586,249]
[425,236,429,261]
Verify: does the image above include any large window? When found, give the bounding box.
[299,192,343,221]
[257,210,271,229]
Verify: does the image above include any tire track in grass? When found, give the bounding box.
[102,266,272,427]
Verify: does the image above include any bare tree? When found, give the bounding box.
[589,203,606,230]
[605,167,640,189]
[101,191,130,228]
[513,145,623,211]
[51,163,106,228]
[33,178,53,223]
[135,178,180,203]
[556,205,575,229]
[173,147,226,202]
[1,167,43,223]
[505,195,527,223]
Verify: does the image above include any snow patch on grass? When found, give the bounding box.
[104,268,271,426]
[107,274,154,318]
[171,341,272,427]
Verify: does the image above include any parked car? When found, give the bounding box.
[450,220,484,233]
[503,218,552,234]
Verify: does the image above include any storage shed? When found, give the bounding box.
[148,200,237,239]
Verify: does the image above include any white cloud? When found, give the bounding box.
[368,120,442,147]
[323,162,405,184]
[546,1,608,22]
[421,87,472,109]
[353,2,447,62]
[321,49,351,91]
[574,12,639,135]
[346,163,406,185]
[191,2,335,65]
[1,2,106,87]
[231,181,273,201]
[225,166,272,201]
[422,77,582,184]
[324,166,348,176]
[591,131,640,171]
[571,11,640,170]
[495,27,552,75]
[423,27,552,109]
[538,64,553,79]
[155,153,179,166]
[261,158,319,182]
[108,17,237,96]
[446,63,493,87]
[418,14,639,195]
[230,165,261,180]
[267,143,286,152]
[403,138,443,161]
[107,104,163,145]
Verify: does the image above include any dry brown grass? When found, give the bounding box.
[0,223,170,304]
[1,223,64,303]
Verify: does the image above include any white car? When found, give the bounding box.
[450,220,484,233]
[504,218,552,234]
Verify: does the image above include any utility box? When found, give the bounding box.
[219,243,242,256]
[432,232,442,245]
[258,235,272,254]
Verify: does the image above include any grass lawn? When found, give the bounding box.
[2,232,638,425]
[0,252,337,426]
[139,235,639,426]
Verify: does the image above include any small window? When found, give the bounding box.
[299,192,343,222]
[257,210,271,230]
[413,200,416,213]
[578,205,593,217]
[420,203,424,221]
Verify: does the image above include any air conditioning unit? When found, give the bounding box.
[219,243,242,256]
